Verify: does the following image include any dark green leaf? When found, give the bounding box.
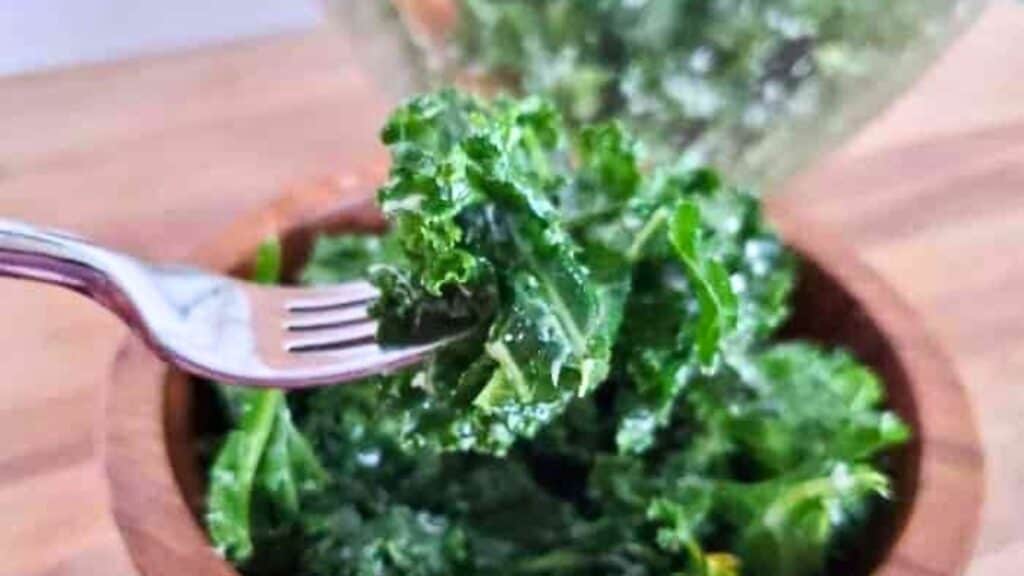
[669,200,738,369]
[370,91,626,454]
[717,462,892,575]
[207,389,283,561]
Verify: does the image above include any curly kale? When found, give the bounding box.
[205,91,908,576]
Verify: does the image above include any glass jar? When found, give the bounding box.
[325,0,987,189]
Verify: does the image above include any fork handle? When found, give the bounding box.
[0,219,121,301]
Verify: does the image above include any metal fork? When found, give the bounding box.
[0,219,456,389]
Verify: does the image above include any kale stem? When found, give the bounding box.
[627,207,670,261]
[563,204,623,230]
[514,549,591,573]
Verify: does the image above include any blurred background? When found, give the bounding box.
[0,1,1022,575]
[0,0,320,75]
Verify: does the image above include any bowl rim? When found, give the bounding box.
[101,176,985,576]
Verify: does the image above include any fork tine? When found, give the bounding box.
[286,281,378,312]
[285,321,377,353]
[295,341,442,381]
[285,305,372,331]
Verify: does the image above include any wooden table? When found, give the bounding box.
[1,3,1022,574]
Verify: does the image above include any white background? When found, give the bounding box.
[0,0,322,76]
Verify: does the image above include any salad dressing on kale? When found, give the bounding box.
[205,90,908,576]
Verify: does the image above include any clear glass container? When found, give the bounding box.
[324,0,987,189]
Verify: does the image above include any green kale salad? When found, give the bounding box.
[431,0,967,183]
[203,90,910,576]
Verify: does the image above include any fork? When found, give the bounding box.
[0,219,457,389]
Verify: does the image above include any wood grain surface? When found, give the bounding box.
[0,2,1022,575]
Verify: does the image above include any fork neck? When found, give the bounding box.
[0,248,109,296]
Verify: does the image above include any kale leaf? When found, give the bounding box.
[668,200,738,369]
[367,90,628,455]
[717,462,891,575]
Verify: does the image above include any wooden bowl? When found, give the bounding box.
[102,177,984,576]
